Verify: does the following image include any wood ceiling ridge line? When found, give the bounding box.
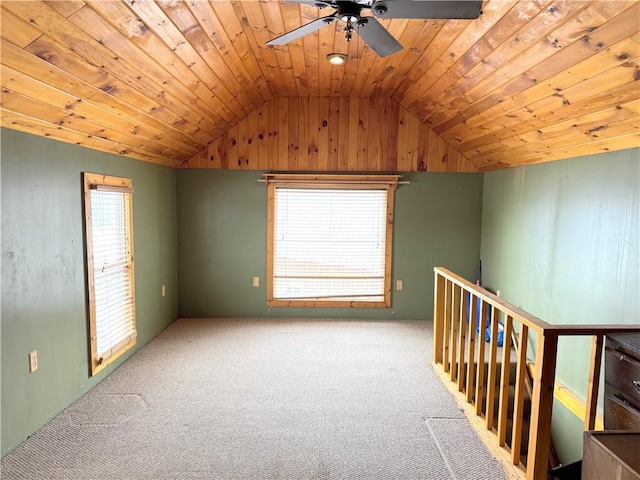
[119,0,252,121]
[363,19,424,97]
[336,34,365,96]
[0,37,203,154]
[3,2,222,146]
[282,2,312,96]
[0,63,197,158]
[403,0,525,113]
[429,2,639,133]
[395,0,525,108]
[349,18,408,94]
[380,20,445,97]
[74,1,243,131]
[358,18,413,97]
[226,2,279,101]
[1,109,180,167]
[446,42,640,149]
[280,3,312,96]
[299,5,321,96]
[328,7,353,97]
[407,0,559,118]
[234,1,288,97]
[131,0,251,110]
[204,1,275,105]
[319,9,343,97]
[391,20,467,107]
[153,0,265,112]
[364,21,422,96]
[260,1,299,96]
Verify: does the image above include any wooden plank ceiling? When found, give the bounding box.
[1,0,639,172]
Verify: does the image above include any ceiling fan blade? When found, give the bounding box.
[281,0,335,7]
[371,0,483,19]
[355,17,402,58]
[267,15,337,46]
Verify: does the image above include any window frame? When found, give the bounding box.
[265,174,398,308]
[83,172,136,376]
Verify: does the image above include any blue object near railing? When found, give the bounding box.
[465,292,503,347]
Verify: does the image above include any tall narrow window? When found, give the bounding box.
[83,173,136,376]
[266,174,398,308]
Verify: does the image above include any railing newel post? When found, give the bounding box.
[433,272,445,366]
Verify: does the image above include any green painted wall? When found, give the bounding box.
[1,129,179,456]
[480,148,639,462]
[177,169,484,320]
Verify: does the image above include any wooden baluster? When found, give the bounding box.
[511,323,529,466]
[443,280,452,373]
[458,289,468,392]
[475,300,488,417]
[585,334,604,430]
[465,293,478,404]
[527,333,558,480]
[450,284,460,383]
[433,273,445,365]
[485,307,499,430]
[497,315,513,446]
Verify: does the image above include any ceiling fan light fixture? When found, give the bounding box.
[327,53,347,65]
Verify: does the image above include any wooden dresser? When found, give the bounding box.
[604,332,640,430]
[582,431,640,480]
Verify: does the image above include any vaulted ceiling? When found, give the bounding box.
[1,1,639,172]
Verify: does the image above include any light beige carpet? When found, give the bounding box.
[1,318,507,480]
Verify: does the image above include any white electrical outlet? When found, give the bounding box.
[396,280,403,291]
[161,284,166,297]
[29,350,38,373]
[252,276,260,287]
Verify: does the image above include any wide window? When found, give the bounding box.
[83,173,136,376]
[265,174,398,308]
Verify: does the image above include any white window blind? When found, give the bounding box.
[265,174,400,308]
[274,188,387,301]
[84,173,136,375]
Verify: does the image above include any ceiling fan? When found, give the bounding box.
[266,0,483,58]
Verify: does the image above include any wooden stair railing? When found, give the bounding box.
[432,267,639,480]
